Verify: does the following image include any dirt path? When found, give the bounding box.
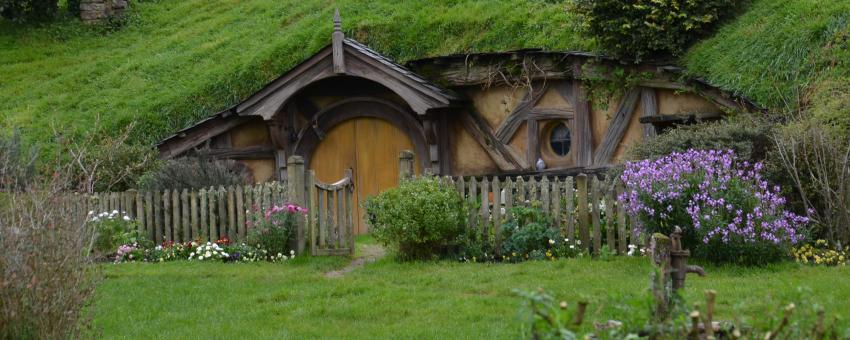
[324,244,386,278]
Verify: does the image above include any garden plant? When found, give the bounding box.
[619,149,809,265]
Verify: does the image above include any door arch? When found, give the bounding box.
[293,98,428,234]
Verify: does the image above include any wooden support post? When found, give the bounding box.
[526,119,539,169]
[571,78,593,167]
[640,87,658,138]
[398,150,415,182]
[287,156,307,255]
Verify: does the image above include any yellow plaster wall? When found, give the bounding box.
[466,85,523,130]
[240,159,275,183]
[657,90,722,116]
[230,121,271,147]
[448,116,499,175]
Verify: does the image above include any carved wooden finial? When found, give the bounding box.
[333,8,342,32]
[332,8,346,74]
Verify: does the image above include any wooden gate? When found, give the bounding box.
[304,168,355,256]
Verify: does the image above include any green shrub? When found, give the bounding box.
[627,115,773,163]
[365,176,466,260]
[502,205,559,260]
[0,0,59,22]
[569,0,744,61]
[137,157,252,191]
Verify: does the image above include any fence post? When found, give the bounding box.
[287,156,307,255]
[398,150,415,182]
[576,173,590,252]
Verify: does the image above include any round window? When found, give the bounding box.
[548,122,572,157]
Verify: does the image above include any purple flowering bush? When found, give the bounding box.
[619,149,808,265]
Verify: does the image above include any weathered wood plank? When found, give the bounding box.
[235,186,245,243]
[191,190,199,241]
[495,83,549,143]
[605,185,616,253]
[590,177,602,255]
[200,189,208,241]
[569,77,593,167]
[308,171,318,256]
[640,87,658,138]
[480,177,490,240]
[552,178,562,234]
[154,190,163,244]
[181,190,190,242]
[576,174,590,251]
[504,177,514,225]
[459,111,526,171]
[172,189,181,242]
[541,176,550,218]
[227,186,236,241]
[593,88,641,165]
[492,176,502,256]
[468,178,478,229]
[208,187,218,241]
[345,180,354,255]
[217,186,227,240]
[163,190,172,242]
[526,119,539,169]
[318,187,327,247]
[145,191,154,242]
[616,183,628,254]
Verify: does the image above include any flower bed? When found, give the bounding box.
[109,203,306,264]
[619,149,808,265]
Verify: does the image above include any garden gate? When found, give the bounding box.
[287,156,355,256]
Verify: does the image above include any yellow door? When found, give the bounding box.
[310,117,419,234]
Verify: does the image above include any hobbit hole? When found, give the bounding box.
[156,11,762,234]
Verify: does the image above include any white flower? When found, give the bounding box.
[123,216,131,221]
[548,239,555,245]
[290,250,295,256]
[576,240,582,245]
[205,251,211,257]
[570,245,575,249]
[277,253,283,257]
[223,253,229,257]
[88,210,94,215]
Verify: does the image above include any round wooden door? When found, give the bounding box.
[310,117,419,234]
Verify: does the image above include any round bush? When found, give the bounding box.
[365,176,466,260]
[619,149,808,265]
[569,0,742,61]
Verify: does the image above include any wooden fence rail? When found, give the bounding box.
[56,156,354,256]
[399,153,637,256]
[58,182,289,245]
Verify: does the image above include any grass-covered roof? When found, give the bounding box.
[1,0,847,146]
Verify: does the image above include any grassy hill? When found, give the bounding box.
[1,0,848,148]
[0,0,587,147]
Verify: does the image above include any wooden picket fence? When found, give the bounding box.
[57,156,355,256]
[399,154,637,256]
[58,182,289,245]
[449,174,634,256]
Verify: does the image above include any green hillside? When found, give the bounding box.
[0,0,587,147]
[1,0,848,147]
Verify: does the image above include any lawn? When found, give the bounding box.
[90,240,850,339]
